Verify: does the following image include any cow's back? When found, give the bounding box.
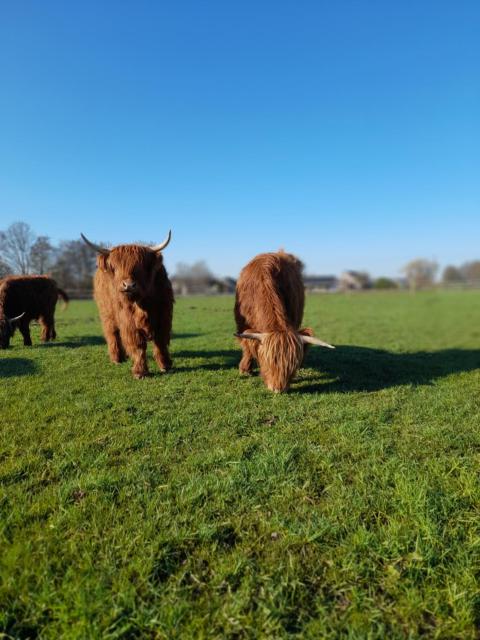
[0,276,58,318]
[235,251,305,333]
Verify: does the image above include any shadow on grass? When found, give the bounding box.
[42,332,201,350]
[172,345,480,391]
[173,349,239,372]
[42,335,105,348]
[0,358,38,378]
[294,346,480,393]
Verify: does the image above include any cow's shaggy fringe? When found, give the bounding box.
[258,330,304,392]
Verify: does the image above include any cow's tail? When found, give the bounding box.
[57,288,69,310]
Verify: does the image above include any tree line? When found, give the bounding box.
[401,259,480,290]
[1,221,479,292]
[0,221,218,293]
[0,222,96,291]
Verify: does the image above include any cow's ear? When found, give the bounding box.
[152,252,165,274]
[97,254,110,272]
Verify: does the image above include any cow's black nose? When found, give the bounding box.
[122,280,137,291]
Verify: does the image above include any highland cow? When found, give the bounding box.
[81,231,174,379]
[0,275,69,349]
[234,250,334,392]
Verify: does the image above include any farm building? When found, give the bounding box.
[171,276,236,295]
[303,275,338,292]
[339,270,372,290]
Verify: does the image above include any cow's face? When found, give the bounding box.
[237,327,334,392]
[257,331,304,392]
[98,246,161,302]
[0,317,12,348]
[0,314,20,349]
[81,232,171,304]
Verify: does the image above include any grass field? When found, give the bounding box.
[1,291,480,639]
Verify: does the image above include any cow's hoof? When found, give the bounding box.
[133,371,150,379]
[267,385,285,393]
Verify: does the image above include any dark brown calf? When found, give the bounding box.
[235,251,334,392]
[0,276,69,348]
[81,231,174,379]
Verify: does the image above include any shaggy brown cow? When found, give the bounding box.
[234,250,334,392]
[81,231,174,379]
[0,275,69,349]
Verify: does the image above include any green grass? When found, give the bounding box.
[1,291,480,639]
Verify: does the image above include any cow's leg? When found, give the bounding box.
[152,334,172,372]
[120,327,149,378]
[108,327,126,363]
[39,317,48,342]
[239,340,255,375]
[130,339,149,379]
[112,330,127,363]
[104,323,127,364]
[39,314,56,341]
[18,318,32,346]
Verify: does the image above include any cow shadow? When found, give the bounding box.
[41,335,105,349]
[173,349,240,372]
[0,358,38,378]
[294,346,480,394]
[42,333,201,350]
[172,345,480,391]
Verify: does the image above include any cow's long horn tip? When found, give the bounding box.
[151,229,172,252]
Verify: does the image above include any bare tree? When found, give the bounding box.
[0,258,11,278]
[50,240,97,291]
[175,261,213,285]
[173,260,214,294]
[0,222,36,274]
[442,265,464,284]
[461,261,480,283]
[402,259,438,291]
[30,236,54,274]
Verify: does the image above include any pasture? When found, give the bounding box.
[1,291,480,639]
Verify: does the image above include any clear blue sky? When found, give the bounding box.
[0,1,479,277]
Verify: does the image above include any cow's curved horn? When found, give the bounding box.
[8,312,25,324]
[80,233,110,256]
[150,230,172,253]
[299,334,335,349]
[235,332,264,342]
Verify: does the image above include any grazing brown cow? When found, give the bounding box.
[234,250,334,392]
[81,231,174,379]
[0,275,69,349]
